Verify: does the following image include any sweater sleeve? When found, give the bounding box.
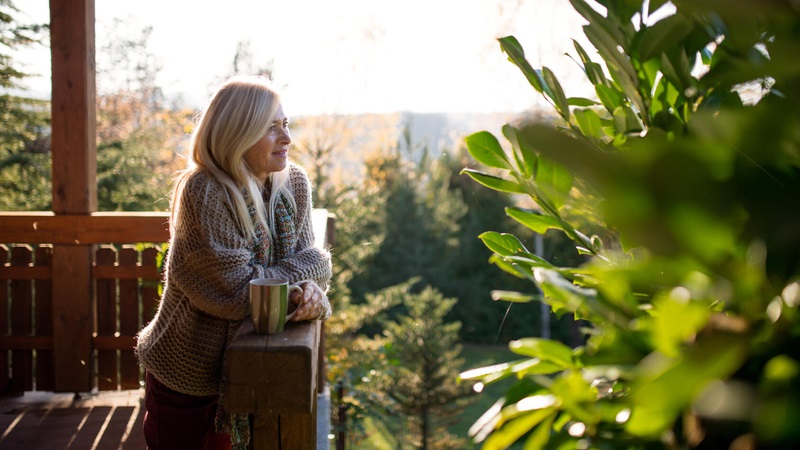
[263,164,333,291]
[167,173,264,321]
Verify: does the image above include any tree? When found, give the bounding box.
[348,122,465,306]
[373,282,475,449]
[95,19,192,211]
[0,0,50,211]
[461,0,800,448]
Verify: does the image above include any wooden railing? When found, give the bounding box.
[0,211,169,393]
[0,210,333,402]
[225,319,321,449]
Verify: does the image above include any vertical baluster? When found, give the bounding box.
[119,247,139,389]
[138,246,160,388]
[0,245,9,394]
[141,246,160,325]
[34,246,55,391]
[10,245,33,393]
[95,246,118,390]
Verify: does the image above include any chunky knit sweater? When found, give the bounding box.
[136,163,332,396]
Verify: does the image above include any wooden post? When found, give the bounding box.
[49,0,96,393]
[225,320,320,450]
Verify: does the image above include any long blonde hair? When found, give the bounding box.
[171,75,295,245]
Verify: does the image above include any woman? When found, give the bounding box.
[136,75,332,450]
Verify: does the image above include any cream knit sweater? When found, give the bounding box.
[136,163,332,396]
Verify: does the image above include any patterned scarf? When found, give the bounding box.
[217,186,296,449]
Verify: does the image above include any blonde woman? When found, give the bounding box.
[136,76,332,450]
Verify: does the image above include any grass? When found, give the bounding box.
[348,343,519,449]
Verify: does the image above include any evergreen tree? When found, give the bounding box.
[349,123,464,305]
[0,0,50,211]
[373,283,475,450]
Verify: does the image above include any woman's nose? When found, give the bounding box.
[279,129,291,144]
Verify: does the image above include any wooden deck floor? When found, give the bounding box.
[0,390,145,450]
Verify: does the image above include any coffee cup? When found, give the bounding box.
[250,278,303,334]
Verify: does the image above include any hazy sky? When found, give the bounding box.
[16,0,592,116]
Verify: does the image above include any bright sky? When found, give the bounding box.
[17,0,591,116]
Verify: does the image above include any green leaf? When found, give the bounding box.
[489,254,536,281]
[523,412,555,449]
[543,66,570,119]
[506,207,564,234]
[574,108,604,140]
[499,35,545,93]
[626,333,749,437]
[596,83,624,112]
[648,0,671,15]
[638,14,694,62]
[461,168,526,194]
[491,290,537,303]
[479,231,530,255]
[651,295,710,357]
[509,338,575,368]
[536,155,574,210]
[567,97,600,107]
[465,131,511,170]
[570,0,626,45]
[574,40,609,87]
[483,407,555,450]
[503,124,536,177]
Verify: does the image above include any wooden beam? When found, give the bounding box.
[50,0,97,214]
[0,212,169,245]
[225,320,319,449]
[51,245,94,392]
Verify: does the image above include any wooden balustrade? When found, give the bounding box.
[225,319,321,450]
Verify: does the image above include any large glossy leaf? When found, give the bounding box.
[479,231,530,255]
[507,207,564,234]
[461,168,526,194]
[465,131,511,170]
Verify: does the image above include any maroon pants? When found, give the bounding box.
[143,372,232,450]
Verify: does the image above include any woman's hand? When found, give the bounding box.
[288,281,330,321]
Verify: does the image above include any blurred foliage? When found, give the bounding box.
[461,0,800,448]
[0,0,50,210]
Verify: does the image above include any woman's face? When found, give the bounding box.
[244,103,291,182]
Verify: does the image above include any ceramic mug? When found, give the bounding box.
[250,278,303,334]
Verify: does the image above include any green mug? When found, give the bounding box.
[249,278,303,334]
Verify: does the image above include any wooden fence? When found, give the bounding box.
[0,242,164,394]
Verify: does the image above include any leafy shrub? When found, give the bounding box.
[461,0,800,448]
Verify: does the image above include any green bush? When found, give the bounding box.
[461,0,800,448]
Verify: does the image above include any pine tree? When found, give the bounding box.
[373,283,475,449]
